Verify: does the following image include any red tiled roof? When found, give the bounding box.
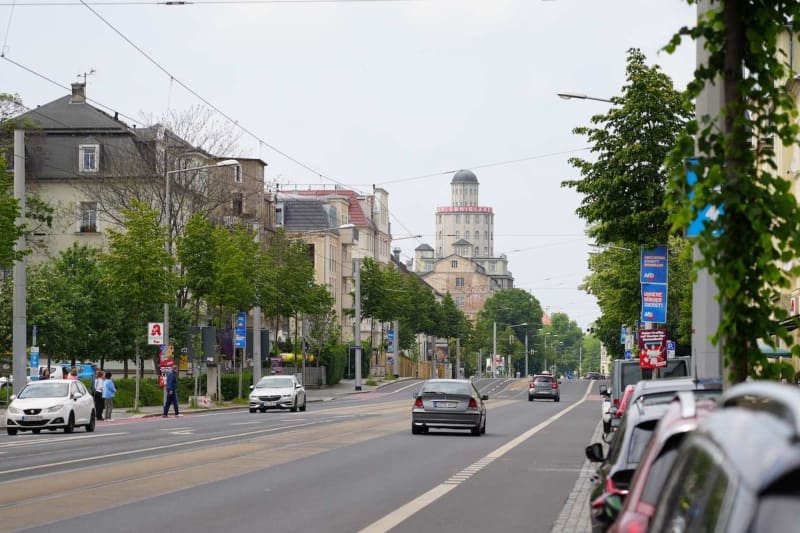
[296,189,370,226]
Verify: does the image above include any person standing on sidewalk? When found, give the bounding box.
[92,369,105,420]
[102,372,116,421]
[162,364,181,417]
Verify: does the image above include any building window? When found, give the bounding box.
[234,165,242,183]
[455,231,460,239]
[275,203,284,226]
[451,260,458,269]
[456,277,464,287]
[465,214,471,224]
[484,231,488,241]
[456,296,465,308]
[474,247,480,256]
[490,262,496,272]
[232,192,243,215]
[474,231,480,241]
[484,246,488,255]
[455,214,460,223]
[79,144,99,172]
[79,202,97,232]
[465,230,470,241]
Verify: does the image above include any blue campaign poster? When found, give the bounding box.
[234,311,247,348]
[641,283,668,324]
[641,245,668,284]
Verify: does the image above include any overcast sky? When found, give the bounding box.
[1,0,697,329]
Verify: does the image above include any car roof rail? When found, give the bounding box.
[721,382,800,435]
[674,391,697,419]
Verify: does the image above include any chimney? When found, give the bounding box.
[70,82,86,103]
[392,247,401,262]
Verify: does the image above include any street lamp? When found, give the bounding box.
[557,92,613,103]
[507,322,528,378]
[163,159,240,354]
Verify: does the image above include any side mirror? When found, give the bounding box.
[599,384,608,395]
[72,392,82,401]
[611,417,622,431]
[9,395,16,401]
[295,383,302,389]
[481,394,489,401]
[609,406,618,416]
[249,385,254,390]
[412,392,419,398]
[585,442,605,462]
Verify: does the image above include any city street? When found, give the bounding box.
[0,379,600,533]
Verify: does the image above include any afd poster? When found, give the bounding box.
[641,283,668,324]
[639,329,667,369]
[641,246,668,284]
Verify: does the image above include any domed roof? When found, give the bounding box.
[451,169,478,184]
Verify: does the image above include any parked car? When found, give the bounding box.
[608,391,718,532]
[411,379,487,436]
[585,400,671,533]
[609,356,691,410]
[528,373,560,402]
[4,379,96,435]
[648,382,800,533]
[628,376,722,408]
[613,384,637,423]
[600,384,612,434]
[248,375,306,412]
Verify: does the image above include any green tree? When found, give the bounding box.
[176,213,216,323]
[563,48,692,248]
[666,2,800,383]
[102,200,177,409]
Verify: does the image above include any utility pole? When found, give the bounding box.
[12,130,27,395]
[353,258,362,391]
[492,321,497,379]
[392,320,400,378]
[524,333,529,377]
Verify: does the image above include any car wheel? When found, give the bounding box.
[481,418,486,434]
[85,411,96,432]
[603,421,611,434]
[471,424,481,436]
[556,396,560,402]
[300,398,307,412]
[6,428,17,436]
[32,428,41,434]
[249,408,257,413]
[259,408,267,413]
[64,412,75,433]
[528,396,533,402]
[411,424,421,435]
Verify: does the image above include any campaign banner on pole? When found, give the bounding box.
[641,283,668,324]
[234,311,247,348]
[641,246,668,284]
[639,329,667,369]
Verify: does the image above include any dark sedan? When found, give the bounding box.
[411,379,487,436]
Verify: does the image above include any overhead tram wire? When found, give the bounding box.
[0,0,427,5]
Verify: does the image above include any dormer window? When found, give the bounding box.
[79,144,99,172]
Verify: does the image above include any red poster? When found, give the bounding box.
[639,329,667,369]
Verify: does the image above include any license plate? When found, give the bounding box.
[263,401,277,407]
[435,401,457,408]
[22,415,43,421]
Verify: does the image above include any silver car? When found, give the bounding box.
[411,379,487,436]
[249,375,307,413]
[5,379,96,435]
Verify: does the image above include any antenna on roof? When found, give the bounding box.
[77,68,96,85]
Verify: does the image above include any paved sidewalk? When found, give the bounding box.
[1,377,415,422]
[551,420,604,533]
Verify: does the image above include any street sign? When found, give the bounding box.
[148,322,164,345]
[667,340,676,359]
[387,329,394,342]
[624,350,632,360]
[620,325,627,345]
[29,346,40,379]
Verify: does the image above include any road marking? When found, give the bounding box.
[359,381,594,533]
[384,381,422,395]
[0,421,317,476]
[159,427,191,431]
[0,432,128,449]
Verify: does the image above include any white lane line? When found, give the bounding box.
[384,381,422,395]
[0,421,317,476]
[230,421,265,426]
[159,427,191,431]
[0,432,128,449]
[359,381,594,533]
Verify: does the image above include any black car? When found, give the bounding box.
[649,382,800,533]
[585,399,670,533]
[411,379,487,436]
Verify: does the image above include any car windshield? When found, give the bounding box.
[535,377,552,384]
[18,382,69,399]
[420,382,471,396]
[625,421,659,466]
[256,378,294,388]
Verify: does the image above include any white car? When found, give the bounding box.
[249,375,307,413]
[5,379,96,435]
[600,384,612,434]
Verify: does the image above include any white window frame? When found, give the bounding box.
[79,201,97,232]
[79,144,99,172]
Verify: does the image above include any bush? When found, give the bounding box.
[321,344,347,385]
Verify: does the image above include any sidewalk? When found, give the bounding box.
[1,377,413,422]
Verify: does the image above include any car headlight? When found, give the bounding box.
[281,394,292,398]
[249,395,258,400]
[46,404,64,413]
[8,406,22,414]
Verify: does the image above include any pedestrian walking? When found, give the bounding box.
[102,371,116,421]
[163,364,181,417]
[68,367,78,380]
[92,369,105,420]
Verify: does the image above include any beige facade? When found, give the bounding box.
[420,254,494,322]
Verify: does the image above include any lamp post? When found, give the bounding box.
[557,92,613,103]
[507,322,528,378]
[163,159,239,383]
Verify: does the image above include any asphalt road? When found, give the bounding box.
[0,378,600,533]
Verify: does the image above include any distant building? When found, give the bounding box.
[414,170,513,318]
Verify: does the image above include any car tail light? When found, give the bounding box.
[613,398,620,406]
[529,382,535,388]
[414,397,423,409]
[618,512,649,533]
[605,476,629,497]
[467,398,479,410]
[551,382,558,390]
